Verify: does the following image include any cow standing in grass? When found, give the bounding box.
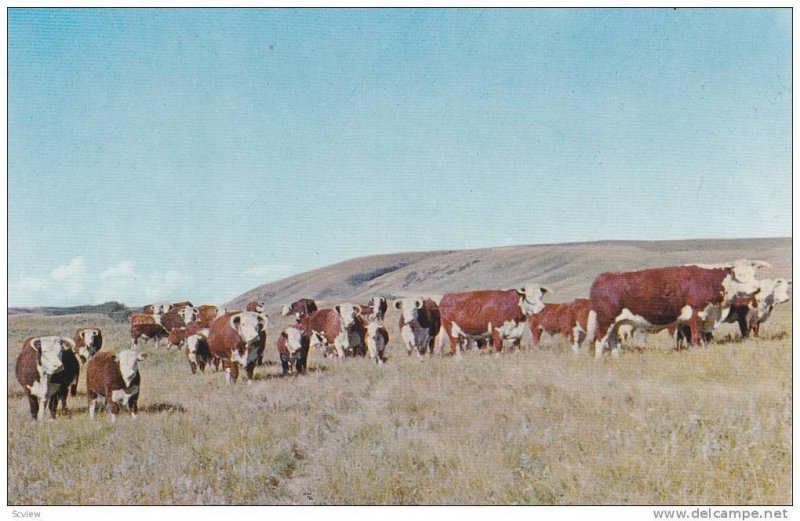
[15,336,78,421]
[207,311,268,383]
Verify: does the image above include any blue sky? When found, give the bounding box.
[9,8,791,307]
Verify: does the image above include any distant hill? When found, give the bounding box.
[229,237,792,309]
[7,301,133,322]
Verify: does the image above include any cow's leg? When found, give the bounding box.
[571,325,585,354]
[130,397,138,419]
[737,313,749,339]
[27,395,39,421]
[688,314,704,347]
[751,320,761,338]
[491,328,503,354]
[107,394,120,422]
[245,361,256,382]
[88,391,96,419]
[529,325,542,350]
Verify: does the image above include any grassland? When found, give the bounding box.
[7,302,791,505]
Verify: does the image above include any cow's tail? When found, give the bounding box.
[585,310,598,354]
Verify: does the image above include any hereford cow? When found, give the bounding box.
[281,298,318,322]
[143,302,172,315]
[295,306,367,359]
[360,297,388,321]
[131,313,161,326]
[395,298,441,357]
[86,350,145,421]
[527,299,593,353]
[276,325,326,375]
[589,261,767,358]
[184,328,213,374]
[160,306,199,332]
[131,322,169,348]
[438,285,550,355]
[246,300,268,313]
[15,336,78,420]
[746,277,792,337]
[207,311,268,383]
[364,319,389,365]
[168,327,190,349]
[74,327,103,363]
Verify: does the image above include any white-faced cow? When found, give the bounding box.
[589,260,767,358]
[207,311,268,383]
[276,324,326,375]
[438,285,550,355]
[86,350,145,421]
[16,336,78,421]
[74,327,103,363]
[394,298,441,358]
[281,299,318,322]
[527,299,593,353]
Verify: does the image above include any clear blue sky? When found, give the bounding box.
[9,8,791,307]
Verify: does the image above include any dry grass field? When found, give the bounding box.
[7,301,791,505]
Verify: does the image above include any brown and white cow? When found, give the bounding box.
[130,313,161,326]
[395,298,441,357]
[131,322,169,348]
[527,299,593,353]
[74,327,103,363]
[86,350,145,421]
[15,336,78,420]
[295,306,367,359]
[246,300,268,313]
[184,327,213,374]
[143,301,172,315]
[168,327,190,350]
[360,296,388,321]
[589,261,767,358]
[364,319,389,365]
[160,305,199,332]
[281,298,318,322]
[438,285,550,355]
[276,324,326,375]
[207,311,268,383]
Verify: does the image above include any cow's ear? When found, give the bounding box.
[354,305,362,314]
[230,314,242,329]
[61,338,76,351]
[335,305,341,314]
[380,297,386,305]
[31,338,41,351]
[394,300,403,310]
[137,352,147,361]
[541,286,551,295]
[415,299,423,309]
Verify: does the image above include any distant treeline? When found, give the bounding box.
[8,301,133,322]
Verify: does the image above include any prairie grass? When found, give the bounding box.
[7,304,791,505]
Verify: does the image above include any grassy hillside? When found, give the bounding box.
[229,237,791,309]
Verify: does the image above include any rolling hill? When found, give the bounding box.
[229,237,791,308]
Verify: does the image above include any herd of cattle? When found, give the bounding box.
[15,259,791,422]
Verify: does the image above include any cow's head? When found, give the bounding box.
[153,302,173,315]
[78,328,102,362]
[760,277,792,305]
[186,330,208,363]
[335,303,362,328]
[368,296,388,319]
[721,260,770,303]
[29,336,72,375]
[253,301,268,314]
[283,327,307,357]
[516,284,550,316]
[117,350,145,388]
[281,304,292,317]
[215,306,229,319]
[395,298,423,324]
[178,306,199,324]
[229,311,267,346]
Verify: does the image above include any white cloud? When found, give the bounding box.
[49,256,87,297]
[100,260,135,279]
[17,276,47,292]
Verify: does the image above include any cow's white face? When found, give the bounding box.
[117,350,145,387]
[230,312,266,345]
[281,304,292,317]
[32,336,68,375]
[722,261,766,303]
[79,329,100,360]
[517,284,550,316]
[215,306,228,318]
[186,329,208,354]
[336,303,362,328]
[395,298,423,324]
[154,302,172,315]
[179,306,199,324]
[770,278,792,304]
[309,330,327,352]
[284,328,304,355]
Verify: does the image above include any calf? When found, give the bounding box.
[184,328,213,374]
[295,307,366,359]
[439,285,550,355]
[395,298,441,357]
[527,299,593,353]
[74,327,103,363]
[86,350,145,421]
[207,311,268,383]
[360,296,388,321]
[276,325,326,375]
[131,322,169,348]
[364,318,389,365]
[15,336,78,421]
[281,298,318,322]
[168,327,190,350]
